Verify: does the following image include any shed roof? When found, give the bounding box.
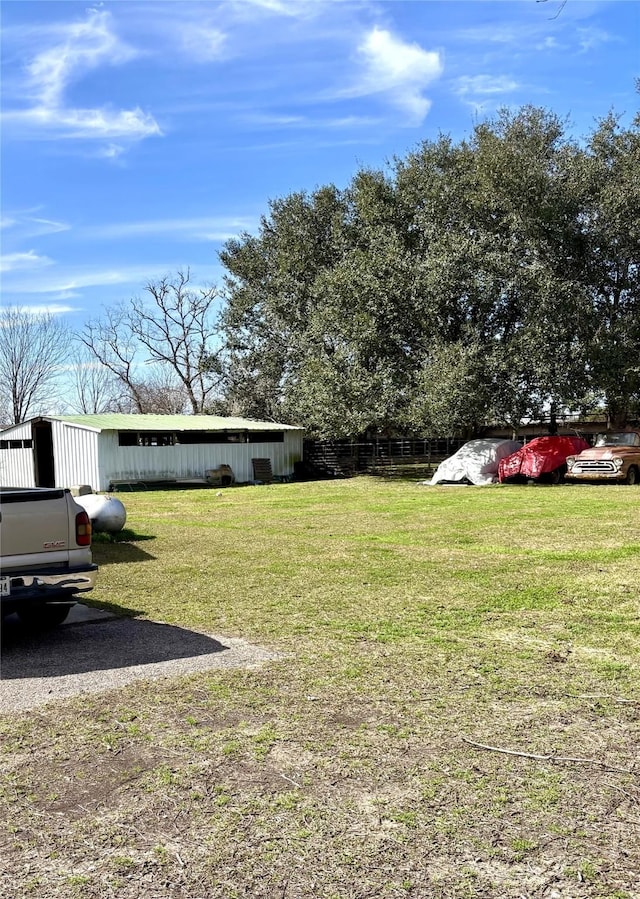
[44,414,303,433]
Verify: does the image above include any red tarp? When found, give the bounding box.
[498,435,590,482]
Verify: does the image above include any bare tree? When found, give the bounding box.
[130,371,189,414]
[0,306,71,424]
[64,341,123,413]
[81,304,147,412]
[81,270,223,414]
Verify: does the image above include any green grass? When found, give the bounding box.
[1,478,639,898]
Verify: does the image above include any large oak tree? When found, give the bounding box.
[219,103,640,437]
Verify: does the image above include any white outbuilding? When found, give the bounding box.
[0,414,304,492]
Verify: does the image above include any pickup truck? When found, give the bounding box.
[0,487,98,627]
[565,430,640,485]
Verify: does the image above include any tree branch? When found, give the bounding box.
[462,736,636,775]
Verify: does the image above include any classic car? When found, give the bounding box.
[565,431,640,484]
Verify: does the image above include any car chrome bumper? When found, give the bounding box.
[0,564,98,609]
[565,472,624,481]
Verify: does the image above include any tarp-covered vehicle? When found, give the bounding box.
[430,439,522,486]
[498,435,591,485]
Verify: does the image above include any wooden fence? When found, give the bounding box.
[302,437,468,479]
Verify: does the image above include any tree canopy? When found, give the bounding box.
[218,103,639,437]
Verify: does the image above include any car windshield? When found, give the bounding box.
[594,432,640,447]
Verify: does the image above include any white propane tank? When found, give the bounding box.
[75,494,127,533]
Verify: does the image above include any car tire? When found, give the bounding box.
[624,466,639,485]
[17,603,74,628]
[549,465,566,485]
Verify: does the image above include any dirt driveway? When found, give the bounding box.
[0,606,281,713]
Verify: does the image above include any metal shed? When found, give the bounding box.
[0,414,304,492]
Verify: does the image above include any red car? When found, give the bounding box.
[498,435,591,484]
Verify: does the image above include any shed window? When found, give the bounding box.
[139,433,175,447]
[0,438,32,449]
[247,431,284,443]
[118,431,175,447]
[176,431,231,444]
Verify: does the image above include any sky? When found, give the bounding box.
[1,0,638,338]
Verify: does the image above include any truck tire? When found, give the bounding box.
[624,466,639,485]
[17,603,74,628]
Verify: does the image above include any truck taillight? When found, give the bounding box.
[76,510,92,546]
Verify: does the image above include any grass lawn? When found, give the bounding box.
[1,478,639,898]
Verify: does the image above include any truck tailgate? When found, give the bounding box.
[0,489,72,560]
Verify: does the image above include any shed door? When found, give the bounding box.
[33,421,55,487]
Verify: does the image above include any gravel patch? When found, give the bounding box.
[0,610,282,713]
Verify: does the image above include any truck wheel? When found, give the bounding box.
[17,603,74,628]
[624,466,639,485]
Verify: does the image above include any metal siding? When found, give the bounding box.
[51,421,101,490]
[0,450,36,487]
[1,420,304,491]
[100,429,304,486]
[97,432,119,492]
[0,423,32,439]
[0,423,36,486]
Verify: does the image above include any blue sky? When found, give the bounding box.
[1,0,638,335]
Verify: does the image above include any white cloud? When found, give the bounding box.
[326,116,382,129]
[345,27,443,125]
[27,216,70,235]
[240,0,294,12]
[456,16,617,58]
[241,113,307,126]
[3,269,134,296]
[83,216,257,241]
[577,26,615,53]
[0,212,70,241]
[96,143,126,160]
[229,0,320,18]
[4,105,160,141]
[456,24,524,46]
[0,251,54,273]
[535,36,562,51]
[455,74,520,98]
[453,74,521,114]
[36,269,150,293]
[48,291,83,302]
[24,10,137,107]
[2,263,207,296]
[2,9,161,147]
[180,25,226,62]
[4,303,78,317]
[239,112,381,130]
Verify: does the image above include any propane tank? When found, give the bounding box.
[74,494,127,533]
